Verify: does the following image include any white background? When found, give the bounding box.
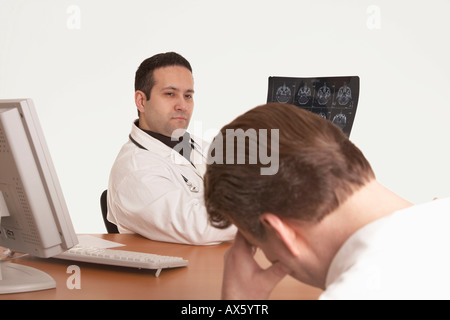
[1,0,449,233]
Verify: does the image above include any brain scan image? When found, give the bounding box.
[332,113,347,130]
[276,84,292,103]
[337,83,352,105]
[297,83,311,105]
[267,76,359,137]
[317,83,331,105]
[318,112,327,119]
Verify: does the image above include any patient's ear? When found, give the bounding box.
[260,213,301,257]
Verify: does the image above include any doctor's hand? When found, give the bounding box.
[221,232,288,300]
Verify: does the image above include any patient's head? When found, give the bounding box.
[204,103,375,240]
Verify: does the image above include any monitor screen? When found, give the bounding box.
[0,98,78,294]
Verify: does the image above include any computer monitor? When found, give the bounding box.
[0,99,78,294]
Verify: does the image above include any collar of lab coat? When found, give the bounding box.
[129,121,206,177]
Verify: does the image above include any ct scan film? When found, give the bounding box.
[267,76,360,137]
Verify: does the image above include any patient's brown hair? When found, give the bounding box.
[204,103,375,240]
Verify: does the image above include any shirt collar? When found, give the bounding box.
[135,119,193,163]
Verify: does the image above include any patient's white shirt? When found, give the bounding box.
[320,198,450,300]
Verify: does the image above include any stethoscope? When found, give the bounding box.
[129,134,202,193]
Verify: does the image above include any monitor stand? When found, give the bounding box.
[0,261,56,294]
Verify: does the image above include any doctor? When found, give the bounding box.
[107,52,236,245]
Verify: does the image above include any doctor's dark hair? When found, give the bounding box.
[204,103,375,240]
[135,52,192,115]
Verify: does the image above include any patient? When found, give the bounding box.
[204,102,450,299]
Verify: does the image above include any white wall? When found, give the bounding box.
[1,0,449,233]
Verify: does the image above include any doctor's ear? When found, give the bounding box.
[260,213,301,257]
[135,90,148,113]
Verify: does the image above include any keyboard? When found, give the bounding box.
[54,245,188,277]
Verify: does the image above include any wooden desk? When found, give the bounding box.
[1,234,322,300]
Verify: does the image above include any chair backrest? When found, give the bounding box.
[100,190,119,233]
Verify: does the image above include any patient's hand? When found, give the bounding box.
[221,232,288,300]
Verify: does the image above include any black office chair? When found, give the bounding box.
[100,190,119,233]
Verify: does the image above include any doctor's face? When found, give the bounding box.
[137,65,194,138]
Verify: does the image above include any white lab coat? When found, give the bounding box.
[107,121,237,245]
